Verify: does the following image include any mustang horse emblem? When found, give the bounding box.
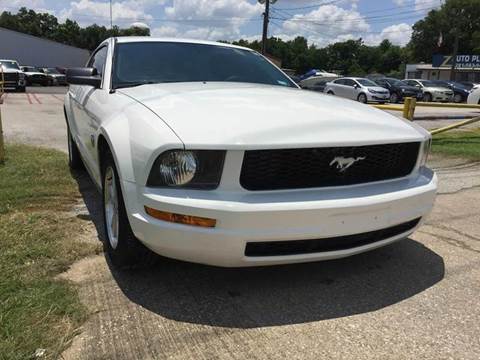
[329,156,366,172]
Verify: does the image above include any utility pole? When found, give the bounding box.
[110,0,113,30]
[261,0,270,55]
[450,31,459,81]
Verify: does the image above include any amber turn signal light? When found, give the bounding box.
[144,206,216,228]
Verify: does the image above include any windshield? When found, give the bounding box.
[356,78,378,87]
[0,61,20,70]
[112,42,297,89]
[45,68,61,74]
[385,78,402,86]
[419,80,437,87]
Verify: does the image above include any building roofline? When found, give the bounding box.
[0,26,90,52]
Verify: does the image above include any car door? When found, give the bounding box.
[342,79,357,100]
[69,45,109,178]
[331,79,347,96]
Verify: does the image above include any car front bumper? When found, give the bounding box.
[366,93,389,102]
[432,93,453,102]
[124,167,437,267]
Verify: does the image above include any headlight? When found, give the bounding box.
[368,88,378,94]
[419,137,432,167]
[147,150,226,189]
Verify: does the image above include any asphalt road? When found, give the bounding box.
[1,90,480,359]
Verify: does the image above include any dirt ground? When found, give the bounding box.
[1,90,480,359]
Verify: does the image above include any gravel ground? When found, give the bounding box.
[1,90,480,359]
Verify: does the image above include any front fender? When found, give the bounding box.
[98,101,183,187]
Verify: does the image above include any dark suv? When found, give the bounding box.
[374,77,423,103]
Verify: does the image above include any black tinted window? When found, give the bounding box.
[112,42,296,89]
[344,79,356,87]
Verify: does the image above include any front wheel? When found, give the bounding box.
[357,93,367,103]
[102,151,157,269]
[67,125,84,170]
[453,93,463,103]
[390,92,399,103]
[423,93,432,102]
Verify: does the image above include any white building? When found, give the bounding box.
[0,27,90,68]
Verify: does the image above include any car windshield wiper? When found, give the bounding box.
[114,81,160,89]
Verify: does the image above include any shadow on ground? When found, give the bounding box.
[73,169,445,329]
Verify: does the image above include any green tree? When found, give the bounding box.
[408,0,480,62]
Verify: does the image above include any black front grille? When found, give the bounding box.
[2,73,18,82]
[245,218,421,257]
[240,142,420,191]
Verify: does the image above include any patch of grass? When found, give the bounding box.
[0,145,99,359]
[431,128,480,160]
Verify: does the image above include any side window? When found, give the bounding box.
[344,79,355,87]
[88,46,108,77]
[376,79,386,87]
[334,79,345,85]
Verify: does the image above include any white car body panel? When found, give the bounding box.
[65,37,437,267]
[467,87,480,104]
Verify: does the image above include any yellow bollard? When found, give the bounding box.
[408,98,416,121]
[403,97,412,120]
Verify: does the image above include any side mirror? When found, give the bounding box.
[353,84,359,89]
[66,67,101,87]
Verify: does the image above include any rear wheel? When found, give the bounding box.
[357,93,367,103]
[101,151,157,269]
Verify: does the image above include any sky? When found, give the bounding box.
[1,0,444,47]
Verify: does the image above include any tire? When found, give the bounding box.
[357,93,367,103]
[327,91,334,95]
[423,93,432,102]
[390,92,399,103]
[453,93,463,103]
[17,86,26,93]
[67,125,84,170]
[101,151,157,269]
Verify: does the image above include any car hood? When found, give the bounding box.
[25,72,45,76]
[398,85,420,92]
[366,86,389,92]
[424,86,451,92]
[119,82,426,149]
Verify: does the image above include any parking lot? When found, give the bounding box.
[1,89,480,359]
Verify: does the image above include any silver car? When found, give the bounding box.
[324,77,390,103]
[402,79,453,102]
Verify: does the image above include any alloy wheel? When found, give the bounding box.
[104,166,119,249]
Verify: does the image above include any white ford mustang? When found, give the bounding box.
[65,37,437,268]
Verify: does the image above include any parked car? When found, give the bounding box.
[467,86,480,104]
[324,77,390,103]
[65,37,436,269]
[373,77,423,103]
[429,80,471,103]
[300,75,339,92]
[21,66,49,86]
[402,79,453,102]
[0,59,26,92]
[41,67,67,85]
